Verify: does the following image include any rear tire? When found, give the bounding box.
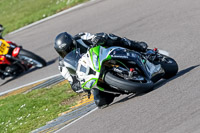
[153,56,178,79]
[18,49,46,68]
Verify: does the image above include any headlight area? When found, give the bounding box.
[92,52,99,71]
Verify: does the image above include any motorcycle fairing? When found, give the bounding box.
[0,55,11,65]
[68,46,164,91]
[0,39,11,65]
[63,49,81,75]
[12,47,20,57]
[78,46,143,90]
[109,47,164,79]
[0,39,10,55]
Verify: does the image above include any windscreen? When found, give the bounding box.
[63,49,81,72]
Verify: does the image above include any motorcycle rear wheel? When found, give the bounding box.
[18,49,47,68]
[153,56,178,79]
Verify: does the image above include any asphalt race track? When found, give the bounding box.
[1,0,200,132]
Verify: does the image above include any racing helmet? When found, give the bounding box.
[54,32,74,58]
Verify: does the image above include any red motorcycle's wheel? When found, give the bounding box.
[18,49,46,68]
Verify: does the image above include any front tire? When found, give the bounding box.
[92,88,115,108]
[18,49,47,68]
[104,72,154,93]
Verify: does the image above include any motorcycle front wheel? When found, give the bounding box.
[18,49,47,68]
[92,88,115,108]
[104,72,154,93]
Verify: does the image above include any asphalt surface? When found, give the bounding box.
[1,0,200,132]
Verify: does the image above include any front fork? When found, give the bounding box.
[112,66,139,80]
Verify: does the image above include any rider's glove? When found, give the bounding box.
[91,33,108,46]
[72,83,84,93]
[71,76,84,93]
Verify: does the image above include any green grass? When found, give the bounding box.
[0,0,88,35]
[0,81,84,133]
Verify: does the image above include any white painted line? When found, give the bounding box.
[0,73,61,96]
[55,107,98,133]
[9,0,97,35]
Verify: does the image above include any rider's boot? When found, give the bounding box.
[121,38,148,52]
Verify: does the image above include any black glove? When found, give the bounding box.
[71,82,83,93]
[91,33,108,46]
[71,76,83,93]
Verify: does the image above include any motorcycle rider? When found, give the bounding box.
[0,24,23,80]
[0,24,4,39]
[54,32,148,107]
[0,24,5,79]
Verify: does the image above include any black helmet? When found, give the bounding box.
[54,32,74,58]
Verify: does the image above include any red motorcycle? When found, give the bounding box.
[0,39,46,79]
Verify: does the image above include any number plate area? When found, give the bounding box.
[0,39,10,55]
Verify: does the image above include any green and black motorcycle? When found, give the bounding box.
[63,45,178,106]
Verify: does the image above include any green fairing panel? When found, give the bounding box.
[90,46,101,72]
[92,46,100,56]
[82,78,97,90]
[84,46,112,91]
[97,86,104,91]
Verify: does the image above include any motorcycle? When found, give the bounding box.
[63,45,178,106]
[0,39,46,79]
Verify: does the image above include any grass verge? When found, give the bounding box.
[0,80,86,133]
[0,0,89,35]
